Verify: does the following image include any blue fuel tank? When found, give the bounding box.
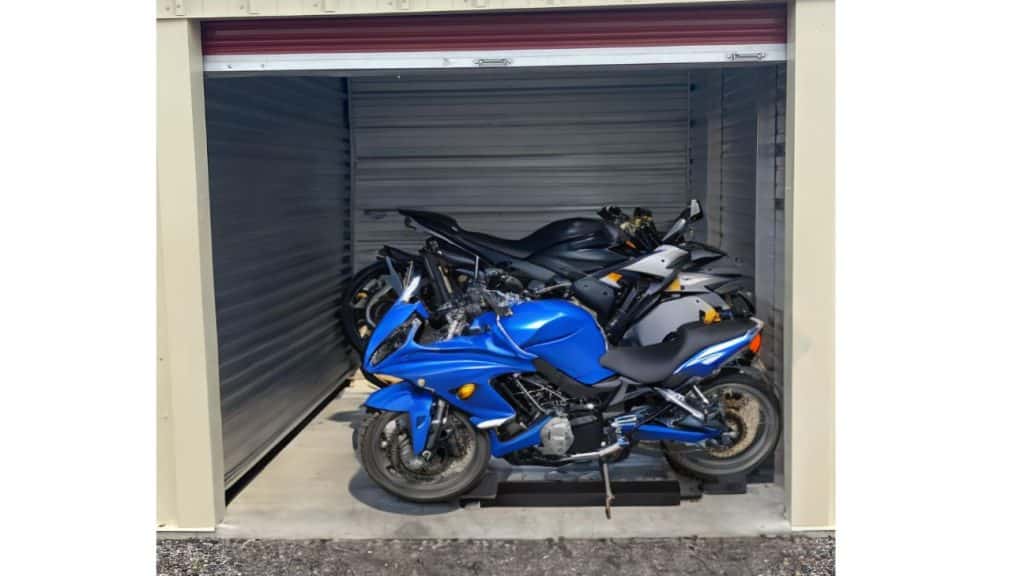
[499,299,615,384]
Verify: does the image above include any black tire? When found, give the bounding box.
[341,262,398,388]
[663,373,781,480]
[342,261,395,355]
[359,410,491,503]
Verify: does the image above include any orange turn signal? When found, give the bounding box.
[749,332,763,355]
[456,383,476,400]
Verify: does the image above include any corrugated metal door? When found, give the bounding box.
[349,69,691,267]
[204,76,356,486]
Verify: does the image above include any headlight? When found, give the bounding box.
[370,317,420,366]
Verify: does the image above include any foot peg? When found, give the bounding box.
[600,459,614,519]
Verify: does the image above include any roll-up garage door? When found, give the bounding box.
[201,4,787,73]
[205,77,356,486]
[349,68,693,268]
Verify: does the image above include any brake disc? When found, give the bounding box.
[706,389,762,458]
[387,421,472,483]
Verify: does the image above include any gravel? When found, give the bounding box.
[157,535,834,576]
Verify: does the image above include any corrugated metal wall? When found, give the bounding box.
[690,65,785,382]
[772,65,787,390]
[717,69,759,278]
[204,76,356,486]
[349,69,692,268]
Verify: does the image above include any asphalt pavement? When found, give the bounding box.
[157,534,834,576]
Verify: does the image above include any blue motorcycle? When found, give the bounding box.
[357,273,780,512]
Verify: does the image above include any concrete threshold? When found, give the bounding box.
[215,379,791,540]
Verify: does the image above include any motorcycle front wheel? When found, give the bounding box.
[358,409,491,503]
[663,373,781,480]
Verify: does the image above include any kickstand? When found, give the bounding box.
[600,459,615,519]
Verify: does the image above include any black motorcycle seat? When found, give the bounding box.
[401,209,616,260]
[467,218,617,259]
[599,319,757,384]
[460,229,537,259]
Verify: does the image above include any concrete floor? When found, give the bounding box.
[217,379,790,539]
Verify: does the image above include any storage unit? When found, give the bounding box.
[157,0,835,532]
[204,65,784,485]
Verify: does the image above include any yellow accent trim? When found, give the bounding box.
[702,308,721,324]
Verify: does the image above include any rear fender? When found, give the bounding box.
[363,381,434,454]
[716,363,780,396]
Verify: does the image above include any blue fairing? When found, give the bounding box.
[362,299,428,369]
[673,330,758,379]
[498,300,615,384]
[364,303,533,429]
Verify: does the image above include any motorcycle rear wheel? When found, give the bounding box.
[663,373,780,480]
[359,410,491,503]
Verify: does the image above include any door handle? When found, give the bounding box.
[474,58,513,67]
[727,52,767,62]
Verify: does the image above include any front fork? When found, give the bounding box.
[420,398,449,461]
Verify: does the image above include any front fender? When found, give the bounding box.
[363,381,434,454]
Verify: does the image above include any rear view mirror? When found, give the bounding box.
[688,199,703,222]
[398,275,422,303]
[662,199,704,243]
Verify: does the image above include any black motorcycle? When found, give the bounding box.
[342,204,753,385]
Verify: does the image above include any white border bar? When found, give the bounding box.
[204,43,786,73]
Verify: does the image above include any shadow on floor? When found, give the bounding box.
[347,468,458,516]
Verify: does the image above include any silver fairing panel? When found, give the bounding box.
[621,292,730,346]
[620,245,688,278]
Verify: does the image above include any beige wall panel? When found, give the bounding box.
[158,0,756,19]
[784,0,834,530]
[156,19,225,531]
